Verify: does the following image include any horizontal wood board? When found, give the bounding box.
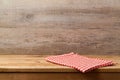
[0,55,119,72]
[0,0,120,54]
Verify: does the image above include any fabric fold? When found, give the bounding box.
[45,52,114,73]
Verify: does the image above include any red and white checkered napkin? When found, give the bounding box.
[45,52,114,73]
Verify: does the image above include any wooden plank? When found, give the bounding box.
[0,55,119,80]
[0,55,119,72]
[0,72,120,80]
[0,0,120,54]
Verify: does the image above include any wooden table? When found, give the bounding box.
[0,55,119,80]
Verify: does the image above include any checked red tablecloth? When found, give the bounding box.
[45,52,114,73]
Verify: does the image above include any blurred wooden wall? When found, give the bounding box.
[0,0,120,54]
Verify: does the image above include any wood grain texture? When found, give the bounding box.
[0,0,120,54]
[0,55,119,72]
[0,55,119,80]
[0,73,120,80]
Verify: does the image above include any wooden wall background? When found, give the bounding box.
[0,0,120,54]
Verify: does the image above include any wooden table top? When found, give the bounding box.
[0,55,119,73]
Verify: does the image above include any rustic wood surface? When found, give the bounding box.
[0,55,119,80]
[0,73,120,80]
[0,0,120,54]
[0,55,119,72]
